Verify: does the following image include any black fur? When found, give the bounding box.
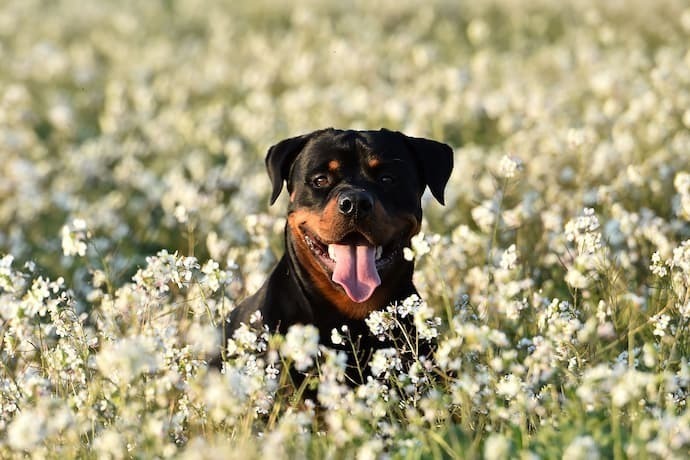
[213,128,453,385]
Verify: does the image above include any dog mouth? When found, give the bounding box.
[301,226,402,303]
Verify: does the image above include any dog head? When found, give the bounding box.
[266,128,453,318]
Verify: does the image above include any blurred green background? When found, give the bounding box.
[2,0,689,293]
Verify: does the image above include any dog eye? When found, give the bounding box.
[311,175,330,188]
[379,174,395,185]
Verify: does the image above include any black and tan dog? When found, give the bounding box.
[216,128,453,383]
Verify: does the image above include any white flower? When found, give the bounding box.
[650,313,670,337]
[281,324,320,372]
[266,363,280,380]
[435,337,462,371]
[403,232,431,261]
[670,240,690,276]
[96,336,162,384]
[396,293,422,317]
[649,252,668,277]
[7,408,47,451]
[471,200,498,233]
[201,259,229,292]
[186,323,220,354]
[93,429,126,460]
[249,310,263,325]
[498,154,523,179]
[174,204,189,223]
[496,374,522,400]
[674,171,690,221]
[232,324,258,349]
[317,350,348,408]
[565,208,602,255]
[467,18,490,45]
[499,244,518,270]
[60,218,90,257]
[330,328,344,345]
[320,347,347,381]
[563,436,600,460]
[357,439,384,460]
[413,300,441,341]
[365,309,395,339]
[483,433,511,460]
[678,301,690,320]
[566,127,593,149]
[317,378,349,410]
[611,370,653,407]
[0,254,16,292]
[369,347,401,378]
[132,250,199,294]
[565,266,590,289]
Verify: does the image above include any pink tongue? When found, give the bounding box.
[331,244,381,303]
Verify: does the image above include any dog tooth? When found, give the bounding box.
[328,244,337,261]
[375,246,383,260]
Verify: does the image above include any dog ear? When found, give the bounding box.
[265,132,315,205]
[402,134,454,205]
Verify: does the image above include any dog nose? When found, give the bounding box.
[338,190,374,217]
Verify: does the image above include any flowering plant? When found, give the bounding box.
[1,0,690,458]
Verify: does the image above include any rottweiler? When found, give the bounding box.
[215,128,453,384]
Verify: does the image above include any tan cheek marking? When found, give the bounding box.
[289,209,323,235]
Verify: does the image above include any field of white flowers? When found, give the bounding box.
[2,0,690,458]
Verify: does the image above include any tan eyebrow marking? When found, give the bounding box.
[328,160,340,171]
[368,158,381,168]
